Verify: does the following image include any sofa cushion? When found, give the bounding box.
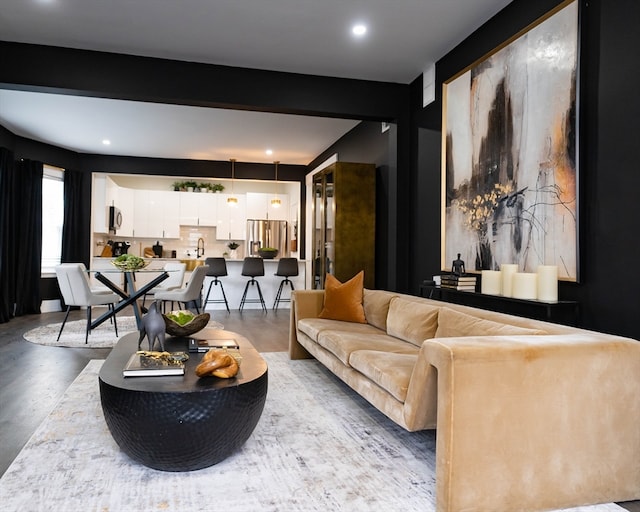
[318,271,366,323]
[349,350,418,403]
[386,297,440,347]
[298,318,382,343]
[363,289,398,331]
[317,331,418,366]
[435,307,547,338]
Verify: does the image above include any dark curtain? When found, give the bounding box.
[0,152,43,321]
[14,159,43,316]
[0,148,16,322]
[61,168,91,266]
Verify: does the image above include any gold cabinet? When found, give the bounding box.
[312,162,375,289]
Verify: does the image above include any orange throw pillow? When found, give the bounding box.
[318,271,366,323]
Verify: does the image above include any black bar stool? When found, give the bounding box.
[239,257,266,312]
[203,257,230,312]
[273,257,299,310]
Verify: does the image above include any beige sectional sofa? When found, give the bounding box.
[289,288,640,512]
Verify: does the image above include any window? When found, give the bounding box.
[41,166,64,274]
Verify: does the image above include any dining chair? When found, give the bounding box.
[54,263,121,344]
[155,264,209,313]
[141,262,187,308]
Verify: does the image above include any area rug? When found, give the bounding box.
[0,354,625,512]
[23,317,224,348]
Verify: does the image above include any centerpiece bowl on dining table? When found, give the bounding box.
[111,254,150,271]
[163,310,210,336]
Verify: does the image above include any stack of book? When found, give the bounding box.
[123,351,188,377]
[439,274,477,292]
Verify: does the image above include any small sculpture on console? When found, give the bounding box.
[138,301,166,352]
[452,253,466,276]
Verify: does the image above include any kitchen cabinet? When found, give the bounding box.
[115,186,135,237]
[92,175,123,233]
[92,174,108,233]
[245,192,289,221]
[178,192,219,227]
[216,194,246,240]
[133,190,179,238]
[198,193,218,226]
[312,162,375,289]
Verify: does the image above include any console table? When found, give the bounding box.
[419,284,579,326]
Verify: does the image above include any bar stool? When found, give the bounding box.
[203,257,230,312]
[239,257,266,312]
[273,257,299,310]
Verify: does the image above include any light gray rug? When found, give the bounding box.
[0,353,625,512]
[23,316,223,348]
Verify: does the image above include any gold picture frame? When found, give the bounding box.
[441,0,579,281]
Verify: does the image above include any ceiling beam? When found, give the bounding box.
[0,41,408,123]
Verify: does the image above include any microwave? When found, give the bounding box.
[108,206,123,232]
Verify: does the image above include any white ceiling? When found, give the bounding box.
[0,0,513,164]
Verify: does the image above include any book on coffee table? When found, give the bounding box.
[122,352,186,377]
[188,338,239,352]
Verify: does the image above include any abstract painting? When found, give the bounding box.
[442,0,579,280]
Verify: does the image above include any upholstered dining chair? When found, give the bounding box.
[54,263,121,344]
[155,264,209,313]
[141,262,187,308]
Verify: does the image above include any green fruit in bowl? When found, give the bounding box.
[166,310,195,326]
[112,254,147,269]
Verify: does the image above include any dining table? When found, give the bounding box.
[90,268,172,331]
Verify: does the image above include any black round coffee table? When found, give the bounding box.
[99,328,268,472]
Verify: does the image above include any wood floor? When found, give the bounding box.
[0,307,638,512]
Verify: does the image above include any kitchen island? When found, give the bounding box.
[91,257,306,310]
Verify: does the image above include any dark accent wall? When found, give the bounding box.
[408,0,640,339]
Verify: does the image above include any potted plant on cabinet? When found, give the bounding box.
[184,180,198,192]
[211,183,225,193]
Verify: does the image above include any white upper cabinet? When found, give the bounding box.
[245,192,289,221]
[116,187,135,237]
[178,191,199,226]
[133,190,180,239]
[92,174,108,233]
[216,194,246,240]
[179,192,219,227]
[154,190,180,238]
[197,193,218,227]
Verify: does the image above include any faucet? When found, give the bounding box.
[196,237,205,258]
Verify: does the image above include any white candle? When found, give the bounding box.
[537,265,558,302]
[481,270,502,295]
[500,264,518,297]
[512,272,538,300]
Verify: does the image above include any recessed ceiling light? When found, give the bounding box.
[102,139,111,146]
[266,149,273,155]
[352,24,367,37]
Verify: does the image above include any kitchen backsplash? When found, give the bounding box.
[94,226,245,259]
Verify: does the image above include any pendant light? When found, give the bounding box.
[271,161,281,208]
[227,158,238,206]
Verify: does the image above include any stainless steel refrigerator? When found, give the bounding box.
[246,219,289,257]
